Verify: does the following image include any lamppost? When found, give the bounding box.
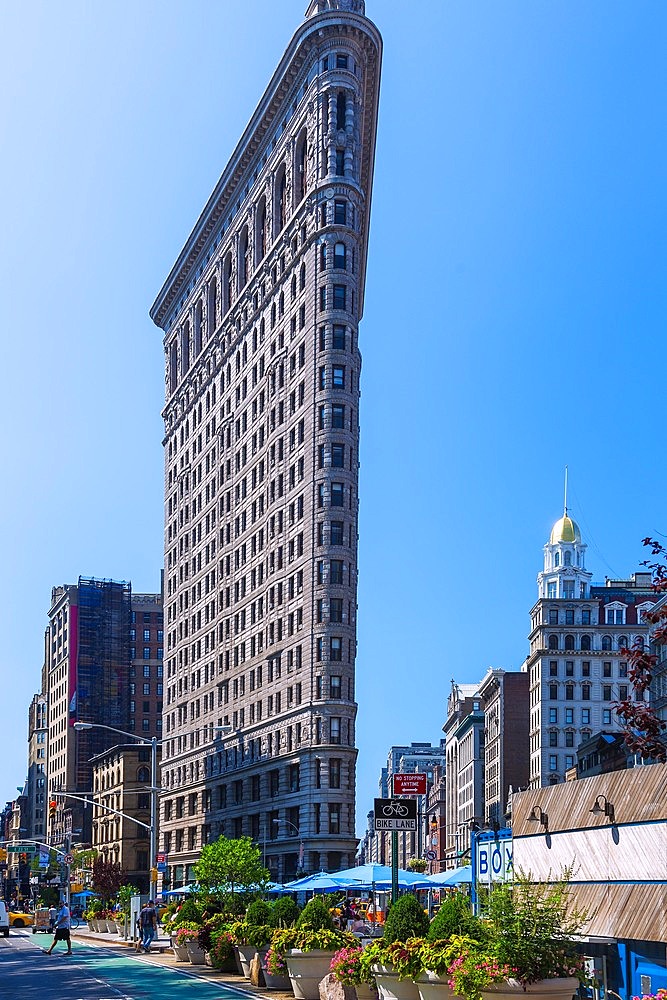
[74,722,159,900]
[273,819,303,879]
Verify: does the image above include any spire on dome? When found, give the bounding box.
[305,0,365,17]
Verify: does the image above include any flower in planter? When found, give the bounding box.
[360,938,426,982]
[175,926,201,947]
[446,951,516,999]
[330,945,375,987]
[209,930,235,969]
[265,944,289,977]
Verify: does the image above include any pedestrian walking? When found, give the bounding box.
[44,899,72,955]
[138,899,158,953]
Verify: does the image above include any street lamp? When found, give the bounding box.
[74,722,160,900]
[273,819,304,877]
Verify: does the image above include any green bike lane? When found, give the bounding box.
[2,931,260,1000]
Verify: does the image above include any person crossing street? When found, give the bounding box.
[44,899,72,955]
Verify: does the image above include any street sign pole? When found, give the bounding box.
[391,831,398,904]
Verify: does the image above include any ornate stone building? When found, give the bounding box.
[150,1,381,882]
[526,508,655,787]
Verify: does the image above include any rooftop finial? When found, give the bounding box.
[305,0,365,17]
[563,465,569,516]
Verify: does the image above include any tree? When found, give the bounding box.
[91,857,126,902]
[193,835,269,898]
[616,536,667,762]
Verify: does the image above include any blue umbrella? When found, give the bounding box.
[280,871,356,893]
[428,866,473,887]
[333,864,428,889]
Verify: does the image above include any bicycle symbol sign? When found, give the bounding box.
[374,798,417,831]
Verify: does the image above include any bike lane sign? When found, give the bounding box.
[374,798,417,831]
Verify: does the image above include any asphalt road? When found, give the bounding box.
[0,928,254,1000]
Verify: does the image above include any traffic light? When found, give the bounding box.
[19,853,27,863]
[49,800,57,820]
[0,848,6,862]
[150,868,158,883]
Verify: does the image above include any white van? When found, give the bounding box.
[0,902,8,937]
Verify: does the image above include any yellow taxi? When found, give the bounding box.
[8,911,34,928]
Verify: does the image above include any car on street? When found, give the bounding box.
[8,911,34,928]
[0,902,9,936]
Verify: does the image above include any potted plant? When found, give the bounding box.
[272,896,301,927]
[232,899,276,977]
[273,897,357,1000]
[364,894,430,1000]
[208,927,236,971]
[173,924,200,962]
[331,943,379,1000]
[447,873,589,1000]
[417,893,487,1000]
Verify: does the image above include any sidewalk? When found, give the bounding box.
[73,924,293,1000]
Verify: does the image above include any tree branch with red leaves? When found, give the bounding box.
[615,537,667,762]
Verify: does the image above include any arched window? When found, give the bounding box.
[618,635,628,651]
[181,322,190,375]
[602,635,612,651]
[275,165,287,234]
[256,197,267,264]
[300,262,306,290]
[564,634,575,650]
[137,766,150,783]
[564,551,572,566]
[581,634,591,651]
[223,252,233,314]
[554,552,560,567]
[194,301,203,356]
[208,276,218,336]
[239,226,249,291]
[548,634,559,650]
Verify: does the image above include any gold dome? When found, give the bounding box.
[550,515,581,545]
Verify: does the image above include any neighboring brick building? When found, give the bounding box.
[477,668,529,827]
[150,0,382,883]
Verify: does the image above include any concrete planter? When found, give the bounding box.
[356,986,380,1000]
[416,972,456,1000]
[286,949,338,1000]
[481,979,579,1000]
[237,944,270,978]
[187,940,207,965]
[173,942,190,962]
[264,969,293,990]
[372,964,421,1000]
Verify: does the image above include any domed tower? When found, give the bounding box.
[537,508,592,601]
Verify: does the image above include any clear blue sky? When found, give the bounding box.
[1,1,666,833]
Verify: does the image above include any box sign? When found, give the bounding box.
[393,773,427,796]
[374,798,418,831]
[476,837,513,884]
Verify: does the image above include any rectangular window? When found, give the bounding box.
[581,609,591,625]
[581,709,591,724]
[565,661,574,677]
[582,685,591,701]
[330,674,342,698]
[331,443,345,467]
[330,560,344,585]
[603,662,612,677]
[549,661,558,677]
[565,610,574,625]
[336,54,348,69]
[333,325,346,350]
[549,708,558,723]
[549,755,558,772]
[565,708,574,724]
[548,609,558,625]
[334,200,347,225]
[565,731,574,748]
[549,684,558,700]
[582,661,591,677]
[565,685,574,701]
[331,483,344,507]
[330,717,341,744]
[330,637,342,661]
[603,709,612,725]
[332,404,345,428]
[619,684,628,700]
[330,598,343,623]
[329,758,341,788]
[549,731,558,747]
[333,285,346,310]
[332,365,345,387]
[603,685,612,701]
[335,149,345,176]
[319,287,326,311]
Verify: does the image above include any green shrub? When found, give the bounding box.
[176,898,202,925]
[296,896,335,932]
[272,896,300,927]
[383,894,429,943]
[246,899,273,926]
[427,892,484,942]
